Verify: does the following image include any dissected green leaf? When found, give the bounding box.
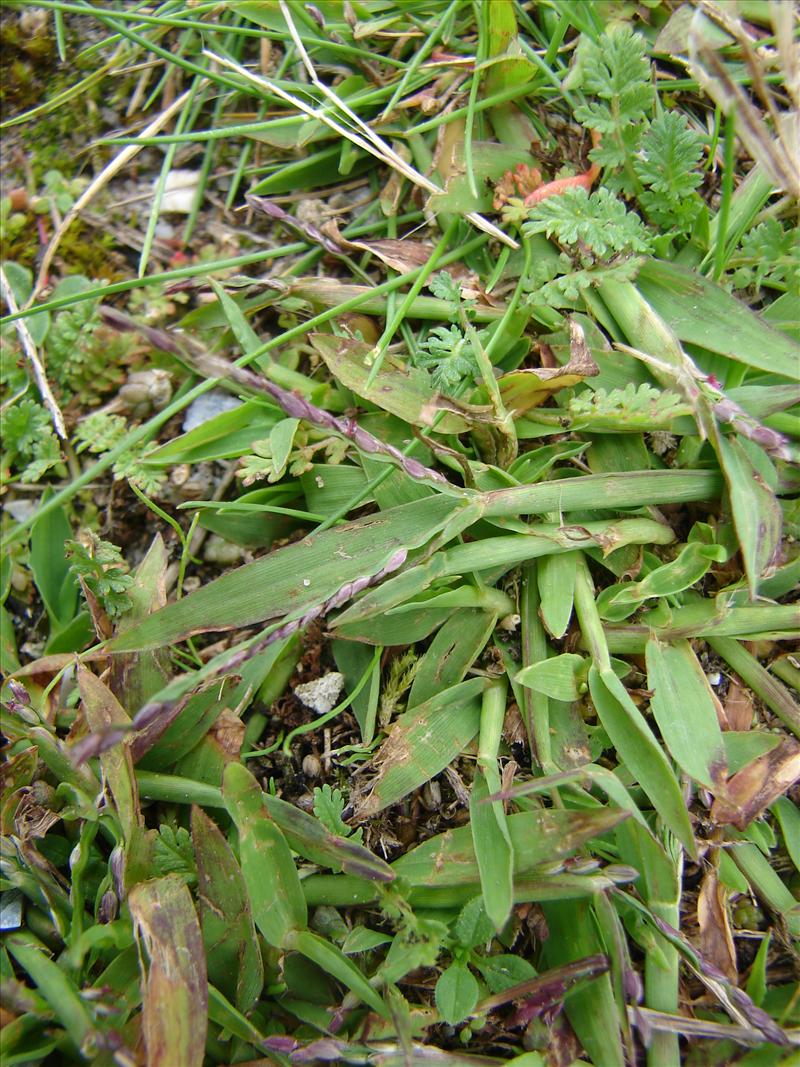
[311,332,470,432]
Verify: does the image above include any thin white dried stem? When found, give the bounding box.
[204,47,518,249]
[0,267,66,439]
[29,86,197,304]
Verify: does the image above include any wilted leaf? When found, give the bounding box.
[320,221,438,274]
[711,738,800,829]
[129,875,207,1067]
[697,866,737,983]
[499,321,599,415]
[722,677,754,732]
[77,665,142,841]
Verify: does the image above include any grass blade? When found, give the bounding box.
[645,638,728,790]
[357,678,487,817]
[129,875,208,1067]
[191,806,264,1013]
[222,762,307,945]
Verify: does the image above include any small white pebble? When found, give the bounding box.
[182,390,242,432]
[294,672,345,715]
[707,672,722,686]
[303,578,311,587]
[159,169,200,214]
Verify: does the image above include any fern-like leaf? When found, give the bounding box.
[634,113,704,198]
[313,784,363,843]
[732,219,800,292]
[523,187,653,258]
[414,325,480,395]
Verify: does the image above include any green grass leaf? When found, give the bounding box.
[223,762,307,945]
[108,494,477,651]
[645,639,728,790]
[588,666,696,855]
[191,805,264,1013]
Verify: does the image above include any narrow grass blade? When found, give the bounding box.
[129,875,208,1067]
[356,678,487,818]
[191,806,263,1013]
[6,934,95,1053]
[393,808,629,889]
[285,928,389,1018]
[589,667,695,856]
[714,433,783,595]
[471,770,514,932]
[541,899,625,1067]
[471,679,514,930]
[222,762,307,945]
[108,495,477,651]
[645,639,728,790]
[481,469,722,517]
[771,796,800,873]
[408,610,497,709]
[575,558,696,854]
[537,551,577,639]
[261,792,394,882]
[635,259,800,381]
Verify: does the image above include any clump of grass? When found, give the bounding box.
[1,3,798,1066]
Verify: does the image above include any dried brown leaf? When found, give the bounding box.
[697,865,737,983]
[711,738,800,829]
[129,875,208,1067]
[722,677,755,732]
